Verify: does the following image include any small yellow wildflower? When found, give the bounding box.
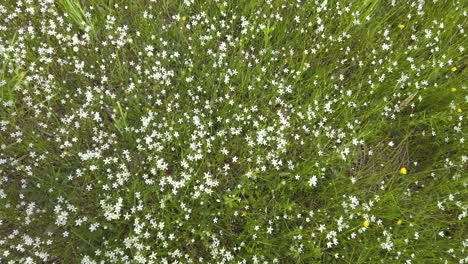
[400,167,407,175]
[397,219,402,225]
[457,108,462,113]
[182,16,187,21]
[398,24,405,29]
[363,220,370,228]
[451,87,457,92]
[451,66,457,72]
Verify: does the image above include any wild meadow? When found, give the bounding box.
[0,0,466,263]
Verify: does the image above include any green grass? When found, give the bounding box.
[0,0,466,263]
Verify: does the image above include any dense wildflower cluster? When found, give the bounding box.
[0,0,466,263]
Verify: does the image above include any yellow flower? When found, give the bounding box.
[398,24,405,29]
[457,108,462,113]
[451,66,457,72]
[451,87,457,92]
[363,220,369,228]
[400,167,407,175]
[397,219,402,225]
[181,16,187,21]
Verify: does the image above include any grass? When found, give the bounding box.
[0,0,466,263]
